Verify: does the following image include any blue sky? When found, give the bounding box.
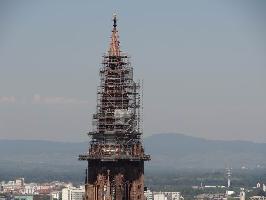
[0,1,265,142]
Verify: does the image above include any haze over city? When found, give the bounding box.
[0,1,265,142]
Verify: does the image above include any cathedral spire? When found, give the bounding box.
[79,15,150,200]
[108,13,120,56]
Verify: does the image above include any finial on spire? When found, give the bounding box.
[109,13,120,56]
[113,13,117,28]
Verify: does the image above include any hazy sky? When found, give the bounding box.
[0,1,265,142]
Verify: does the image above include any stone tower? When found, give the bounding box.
[79,14,150,200]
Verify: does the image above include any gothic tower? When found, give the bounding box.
[79,15,150,200]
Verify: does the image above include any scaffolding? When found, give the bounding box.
[83,49,150,161]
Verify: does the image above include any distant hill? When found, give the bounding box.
[0,133,266,182]
[0,140,87,183]
[144,133,266,170]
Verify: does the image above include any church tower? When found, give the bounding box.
[79,14,150,200]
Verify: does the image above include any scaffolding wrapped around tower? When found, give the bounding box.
[79,14,150,200]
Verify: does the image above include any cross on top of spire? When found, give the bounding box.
[108,13,120,56]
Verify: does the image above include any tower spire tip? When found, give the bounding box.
[113,13,117,28]
[109,13,119,56]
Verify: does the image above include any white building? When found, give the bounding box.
[152,191,183,200]
[144,189,153,200]
[263,184,266,192]
[226,190,235,196]
[15,178,25,187]
[50,191,61,200]
[153,193,166,200]
[1,180,21,193]
[62,186,84,200]
[23,183,38,194]
[163,192,182,200]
